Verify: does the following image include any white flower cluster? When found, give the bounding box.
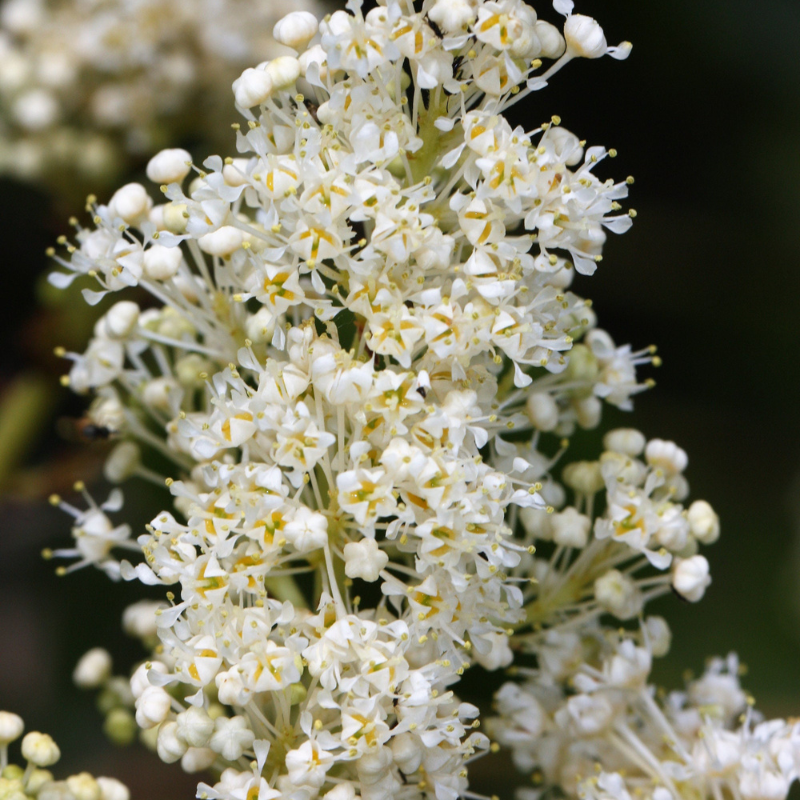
[0,710,128,800]
[0,0,314,190]
[44,1,800,800]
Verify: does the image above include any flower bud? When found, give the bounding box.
[156,721,188,764]
[687,500,720,545]
[181,748,216,773]
[101,301,139,339]
[644,616,671,658]
[343,537,388,582]
[73,648,112,689]
[108,183,152,226]
[535,20,566,59]
[103,441,141,483]
[672,555,711,602]
[574,395,601,429]
[22,732,61,767]
[198,226,245,258]
[175,354,212,388]
[27,769,54,794]
[233,67,273,108]
[526,392,559,432]
[13,88,58,130]
[0,711,24,744]
[595,569,641,620]
[245,306,277,344]
[429,0,475,33]
[176,707,214,749]
[551,507,591,549]
[324,785,356,800]
[66,773,100,800]
[299,45,327,80]
[141,376,178,413]
[603,428,645,457]
[562,460,604,495]
[273,12,319,51]
[134,685,172,729]
[103,708,137,746]
[645,438,688,474]
[209,716,255,761]
[265,57,301,91]
[162,203,188,235]
[96,778,129,800]
[564,14,607,59]
[143,245,182,281]
[146,148,192,185]
[130,661,168,700]
[389,732,423,774]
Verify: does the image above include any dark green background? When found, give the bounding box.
[0,0,799,796]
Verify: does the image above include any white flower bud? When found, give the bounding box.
[215,670,246,707]
[265,57,301,90]
[22,732,61,767]
[209,716,255,762]
[73,648,112,689]
[142,377,178,413]
[146,149,192,185]
[198,226,245,257]
[108,183,152,226]
[575,395,602,429]
[595,569,642,620]
[519,507,552,539]
[64,774,99,800]
[0,711,24,744]
[473,631,513,671]
[156,721,188,764]
[273,12,319,51]
[564,14,607,59]
[645,438,688,474]
[429,0,475,33]
[284,507,328,553]
[131,661,168,699]
[103,441,141,483]
[13,88,58,130]
[562,460,604,495]
[222,158,251,187]
[134,685,172,729]
[89,395,125,432]
[672,555,711,602]
[245,306,277,344]
[162,203,188,235]
[96,778,129,800]
[389,732,423,774]
[175,707,214,749]
[357,745,393,783]
[687,500,720,545]
[324,785,356,800]
[551,507,591,549]
[603,428,645,457]
[233,67,273,108]
[122,601,163,641]
[298,45,327,80]
[181,747,216,773]
[101,301,140,339]
[526,392,559,432]
[343,537,388,582]
[535,20,566,59]
[143,245,182,281]
[644,616,671,658]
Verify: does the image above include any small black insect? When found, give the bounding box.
[74,419,113,441]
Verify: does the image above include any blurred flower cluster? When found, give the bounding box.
[17,1,800,800]
[0,0,314,197]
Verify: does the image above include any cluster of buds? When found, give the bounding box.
[0,0,315,193]
[0,710,128,800]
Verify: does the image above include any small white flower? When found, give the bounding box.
[672,555,711,602]
[73,648,112,689]
[21,732,61,767]
[209,716,255,762]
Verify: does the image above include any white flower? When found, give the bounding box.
[688,499,720,544]
[146,149,192,185]
[0,711,24,745]
[134,686,171,729]
[285,740,334,788]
